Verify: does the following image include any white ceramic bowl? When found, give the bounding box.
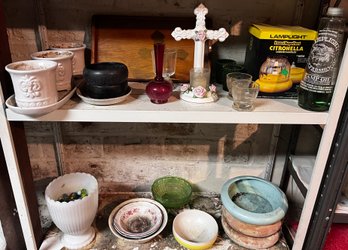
[5,60,58,108]
[108,198,168,243]
[173,209,218,250]
[45,172,98,249]
[113,200,163,238]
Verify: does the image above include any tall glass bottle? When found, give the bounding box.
[298,7,345,111]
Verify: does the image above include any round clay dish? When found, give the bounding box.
[221,214,280,249]
[222,206,282,237]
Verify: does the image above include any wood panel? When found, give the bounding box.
[91,15,211,81]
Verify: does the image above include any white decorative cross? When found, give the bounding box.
[171,3,229,69]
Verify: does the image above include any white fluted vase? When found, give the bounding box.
[45,172,98,249]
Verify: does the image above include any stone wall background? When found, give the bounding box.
[2,0,322,194]
[25,122,278,193]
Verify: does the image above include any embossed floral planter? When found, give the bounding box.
[50,42,86,75]
[5,60,58,108]
[31,50,74,91]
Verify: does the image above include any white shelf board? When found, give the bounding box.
[5,82,329,124]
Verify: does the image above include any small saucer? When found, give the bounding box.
[6,87,76,116]
[77,86,132,106]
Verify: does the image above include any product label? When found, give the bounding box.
[269,41,304,53]
[300,74,334,93]
[301,29,341,93]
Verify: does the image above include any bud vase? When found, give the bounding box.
[146,43,173,104]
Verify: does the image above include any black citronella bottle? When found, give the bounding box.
[298,7,345,111]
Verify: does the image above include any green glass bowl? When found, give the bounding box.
[151,176,192,209]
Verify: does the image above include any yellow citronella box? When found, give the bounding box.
[244,24,317,97]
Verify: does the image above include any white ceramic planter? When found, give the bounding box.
[45,172,99,249]
[5,60,58,108]
[50,43,86,75]
[31,50,74,91]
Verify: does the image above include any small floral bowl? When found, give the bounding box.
[113,200,163,238]
[108,198,168,243]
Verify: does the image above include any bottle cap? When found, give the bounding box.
[327,7,344,17]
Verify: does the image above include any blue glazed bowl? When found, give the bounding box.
[221,176,288,225]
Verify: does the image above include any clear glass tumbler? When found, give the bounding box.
[226,72,253,97]
[231,81,260,111]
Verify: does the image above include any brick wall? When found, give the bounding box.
[25,122,276,193]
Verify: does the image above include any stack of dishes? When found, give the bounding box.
[108,198,168,243]
[220,176,288,249]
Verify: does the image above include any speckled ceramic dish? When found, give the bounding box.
[221,176,288,225]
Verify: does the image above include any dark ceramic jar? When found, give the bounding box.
[81,81,129,99]
[82,62,129,99]
[83,62,128,86]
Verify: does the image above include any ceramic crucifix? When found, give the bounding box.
[172,3,228,69]
[172,3,229,103]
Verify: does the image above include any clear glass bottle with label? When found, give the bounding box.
[298,7,346,111]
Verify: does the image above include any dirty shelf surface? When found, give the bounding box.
[42,193,289,250]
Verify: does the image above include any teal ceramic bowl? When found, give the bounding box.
[221,176,288,225]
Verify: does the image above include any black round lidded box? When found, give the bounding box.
[82,62,129,99]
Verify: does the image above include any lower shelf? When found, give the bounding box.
[39,192,290,249]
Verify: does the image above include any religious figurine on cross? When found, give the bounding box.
[171,3,229,69]
[172,3,229,103]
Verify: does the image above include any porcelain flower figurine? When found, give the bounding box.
[180,83,218,102]
[193,86,207,98]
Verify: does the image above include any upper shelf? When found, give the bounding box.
[5,82,328,124]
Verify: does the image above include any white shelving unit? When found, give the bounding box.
[1,17,347,250]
